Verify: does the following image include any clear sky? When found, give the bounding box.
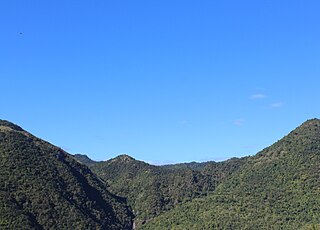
[1,1,320,164]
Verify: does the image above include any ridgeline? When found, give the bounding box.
[0,120,134,229]
[2,118,320,229]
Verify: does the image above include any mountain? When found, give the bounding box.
[0,120,134,229]
[141,119,320,229]
[73,154,97,166]
[161,161,212,171]
[74,153,246,227]
[4,117,319,229]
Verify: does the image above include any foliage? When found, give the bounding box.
[74,154,246,226]
[73,154,97,167]
[3,118,320,229]
[0,120,134,229]
[141,119,320,229]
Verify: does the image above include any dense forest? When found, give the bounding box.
[139,119,320,229]
[74,153,246,226]
[1,118,320,229]
[0,120,133,229]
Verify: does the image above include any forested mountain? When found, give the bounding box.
[0,120,134,229]
[74,153,246,226]
[3,118,320,229]
[141,119,320,229]
[73,154,97,166]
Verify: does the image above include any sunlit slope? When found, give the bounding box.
[142,119,320,229]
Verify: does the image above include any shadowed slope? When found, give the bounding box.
[74,154,246,227]
[0,120,134,229]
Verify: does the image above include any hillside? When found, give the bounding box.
[74,153,246,226]
[4,117,319,229]
[73,154,97,166]
[141,119,320,229]
[0,120,134,229]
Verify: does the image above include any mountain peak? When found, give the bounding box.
[255,118,320,159]
[0,119,24,131]
[0,120,134,229]
[299,118,320,128]
[288,118,320,137]
[112,154,136,163]
[73,154,97,166]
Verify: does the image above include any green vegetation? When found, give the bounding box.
[74,153,246,226]
[3,118,320,229]
[0,120,133,229]
[140,119,320,229]
[73,154,97,167]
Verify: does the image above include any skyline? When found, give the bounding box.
[1,1,320,163]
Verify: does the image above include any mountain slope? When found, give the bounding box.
[73,153,97,166]
[141,119,320,229]
[0,120,134,229]
[74,154,246,227]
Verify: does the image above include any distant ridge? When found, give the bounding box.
[109,154,136,163]
[74,152,246,227]
[73,153,97,166]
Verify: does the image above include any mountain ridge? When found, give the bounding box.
[141,118,320,229]
[0,119,134,229]
[74,152,247,226]
[2,118,320,229]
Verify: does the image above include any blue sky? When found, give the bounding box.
[1,0,320,163]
